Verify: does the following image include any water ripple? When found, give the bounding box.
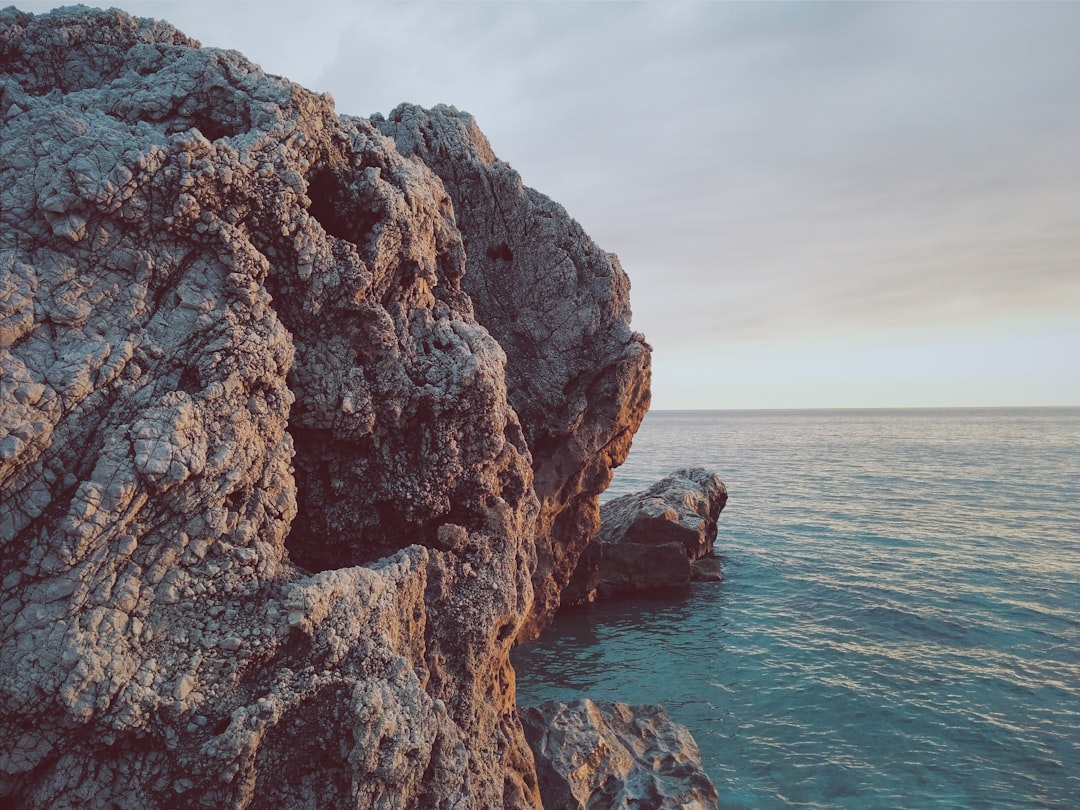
[514,408,1080,809]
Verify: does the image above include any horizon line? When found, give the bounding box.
[647,404,1080,413]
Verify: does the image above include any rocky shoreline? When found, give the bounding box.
[522,699,719,810]
[1,7,713,807]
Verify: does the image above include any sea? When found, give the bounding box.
[512,408,1080,809]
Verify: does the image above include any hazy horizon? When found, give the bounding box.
[16,1,1080,410]
[647,403,1080,413]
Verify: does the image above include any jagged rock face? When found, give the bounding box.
[375,106,652,641]
[565,469,728,602]
[0,7,542,808]
[520,700,719,810]
[598,468,727,557]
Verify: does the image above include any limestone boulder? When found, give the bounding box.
[520,699,719,810]
[565,469,728,602]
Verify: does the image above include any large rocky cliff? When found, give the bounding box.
[373,107,652,641]
[0,6,649,808]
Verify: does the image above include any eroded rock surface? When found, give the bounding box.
[375,106,652,640]
[520,699,719,810]
[565,469,728,602]
[1,7,543,807]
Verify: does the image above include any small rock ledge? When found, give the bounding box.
[520,699,719,810]
[565,468,728,603]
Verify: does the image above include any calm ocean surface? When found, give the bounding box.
[512,408,1080,809]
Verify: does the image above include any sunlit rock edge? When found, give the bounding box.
[2,6,714,809]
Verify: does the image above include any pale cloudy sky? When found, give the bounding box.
[17,1,1080,408]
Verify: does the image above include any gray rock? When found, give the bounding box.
[375,105,653,641]
[1,7,567,807]
[520,699,719,810]
[565,469,728,602]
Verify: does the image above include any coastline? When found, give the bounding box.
[518,408,1080,807]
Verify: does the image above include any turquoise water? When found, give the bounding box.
[512,408,1080,809]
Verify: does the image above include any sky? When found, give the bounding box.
[16,1,1080,409]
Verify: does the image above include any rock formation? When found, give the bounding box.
[0,6,659,807]
[373,106,652,641]
[564,469,728,603]
[520,699,719,810]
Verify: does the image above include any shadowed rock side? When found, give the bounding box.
[520,700,719,810]
[564,469,728,603]
[1,7,541,808]
[374,106,652,641]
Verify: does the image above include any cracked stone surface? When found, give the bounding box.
[375,106,652,641]
[0,5,658,808]
[564,469,728,603]
[520,699,719,810]
[1,7,541,808]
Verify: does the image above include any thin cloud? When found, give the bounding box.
[12,0,1080,406]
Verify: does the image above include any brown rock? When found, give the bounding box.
[598,541,694,593]
[565,469,728,602]
[1,7,547,807]
[520,699,719,810]
[375,105,653,641]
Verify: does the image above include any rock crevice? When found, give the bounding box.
[0,6,663,808]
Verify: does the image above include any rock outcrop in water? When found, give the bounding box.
[0,6,655,807]
[520,699,719,810]
[564,469,728,603]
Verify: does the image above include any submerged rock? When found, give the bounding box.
[690,555,724,582]
[565,469,728,602]
[0,6,648,807]
[520,699,719,810]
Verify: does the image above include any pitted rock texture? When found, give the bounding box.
[564,469,728,602]
[1,7,543,808]
[375,106,652,641]
[520,700,719,810]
